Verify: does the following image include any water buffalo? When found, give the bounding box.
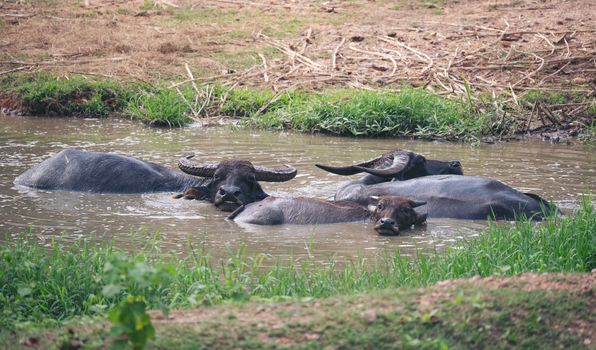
[333,175,554,220]
[316,149,463,182]
[228,195,427,235]
[177,155,297,211]
[318,150,554,220]
[14,149,204,193]
[14,149,297,211]
[317,149,463,200]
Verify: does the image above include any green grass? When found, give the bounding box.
[8,74,132,118]
[519,89,584,106]
[1,198,593,330]
[169,7,238,24]
[140,0,154,11]
[125,88,193,127]
[1,74,195,127]
[213,47,281,70]
[262,18,306,37]
[218,86,304,117]
[239,88,489,139]
[2,72,594,138]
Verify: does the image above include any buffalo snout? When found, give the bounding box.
[218,185,243,198]
[214,185,245,211]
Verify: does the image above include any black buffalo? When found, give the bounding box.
[318,150,555,220]
[333,175,554,220]
[317,149,463,200]
[14,149,297,211]
[229,195,427,235]
[177,155,296,211]
[316,149,462,181]
[14,149,203,193]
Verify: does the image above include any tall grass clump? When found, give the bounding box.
[245,88,487,139]
[125,88,193,127]
[1,199,593,329]
[12,74,132,118]
[0,236,113,328]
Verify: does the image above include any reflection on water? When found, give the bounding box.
[0,115,594,260]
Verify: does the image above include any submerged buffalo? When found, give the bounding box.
[14,149,297,211]
[15,149,202,193]
[229,195,427,235]
[316,149,463,183]
[317,150,554,220]
[332,175,554,220]
[317,149,463,201]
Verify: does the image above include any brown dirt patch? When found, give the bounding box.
[2,0,593,90]
[435,271,596,293]
[152,272,595,326]
[1,0,594,135]
[419,271,595,316]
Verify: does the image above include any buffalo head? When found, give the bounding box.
[316,149,462,180]
[368,195,427,235]
[177,156,297,211]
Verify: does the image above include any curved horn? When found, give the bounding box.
[315,153,389,175]
[315,149,412,176]
[352,152,412,178]
[178,155,220,177]
[254,164,297,182]
[314,163,364,175]
[410,201,427,208]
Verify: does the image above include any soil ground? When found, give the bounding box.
[1,0,594,136]
[1,0,594,88]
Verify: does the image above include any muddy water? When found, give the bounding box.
[1,115,594,261]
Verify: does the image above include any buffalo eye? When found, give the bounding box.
[377,204,384,210]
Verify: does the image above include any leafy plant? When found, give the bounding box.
[101,253,174,349]
[107,295,154,350]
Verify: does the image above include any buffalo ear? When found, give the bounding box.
[180,186,210,200]
[415,213,428,225]
[410,200,426,208]
[367,196,380,213]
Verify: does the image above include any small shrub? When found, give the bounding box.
[101,253,174,350]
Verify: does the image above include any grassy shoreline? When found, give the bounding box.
[4,72,593,141]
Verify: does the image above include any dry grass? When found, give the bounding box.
[2,1,593,87]
[1,0,594,133]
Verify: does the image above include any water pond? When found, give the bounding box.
[1,115,594,261]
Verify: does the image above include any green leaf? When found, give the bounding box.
[102,284,123,298]
[17,287,32,297]
[109,339,128,350]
